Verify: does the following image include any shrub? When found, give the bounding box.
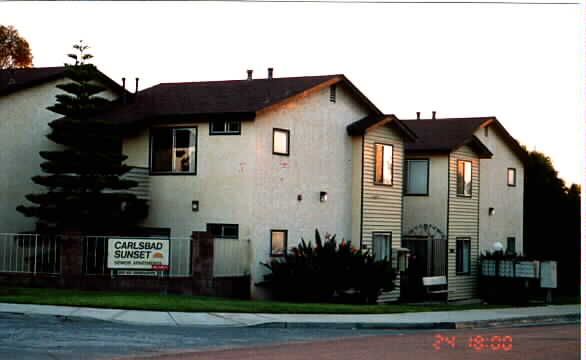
[258,229,396,304]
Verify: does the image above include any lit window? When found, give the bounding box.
[456,238,471,274]
[405,159,429,195]
[373,232,392,261]
[151,127,196,174]
[210,120,241,135]
[207,224,239,239]
[457,160,472,196]
[271,230,287,256]
[273,129,290,156]
[507,168,516,187]
[375,143,393,185]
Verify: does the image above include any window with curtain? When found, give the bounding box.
[374,143,393,185]
[405,159,429,195]
[457,160,472,196]
[373,232,392,261]
[150,127,197,174]
[456,237,471,274]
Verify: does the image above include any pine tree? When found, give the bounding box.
[17,41,146,233]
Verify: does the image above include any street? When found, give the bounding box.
[0,313,578,360]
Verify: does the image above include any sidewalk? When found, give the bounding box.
[0,302,579,329]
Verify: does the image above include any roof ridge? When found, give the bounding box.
[155,74,342,86]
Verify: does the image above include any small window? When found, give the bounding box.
[207,224,239,239]
[150,127,197,174]
[456,237,471,274]
[210,120,241,135]
[373,232,392,261]
[273,129,290,156]
[457,160,472,196]
[271,230,287,256]
[484,127,489,137]
[330,84,336,103]
[374,143,393,185]
[507,168,516,187]
[405,159,429,195]
[506,237,516,254]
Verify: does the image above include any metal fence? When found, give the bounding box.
[213,238,251,277]
[0,233,61,274]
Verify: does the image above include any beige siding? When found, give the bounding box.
[361,124,404,302]
[447,145,480,301]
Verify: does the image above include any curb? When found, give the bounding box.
[248,314,580,330]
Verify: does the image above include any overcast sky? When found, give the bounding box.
[2,1,583,186]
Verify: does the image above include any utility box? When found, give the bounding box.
[392,247,410,272]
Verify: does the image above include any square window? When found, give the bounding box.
[151,127,196,174]
[273,129,290,156]
[374,143,393,185]
[457,160,472,196]
[271,230,287,256]
[207,224,239,239]
[456,238,471,274]
[210,120,241,135]
[405,159,429,195]
[507,168,516,187]
[373,232,392,261]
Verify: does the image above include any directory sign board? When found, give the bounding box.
[107,238,169,270]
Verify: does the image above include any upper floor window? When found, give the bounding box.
[150,127,197,174]
[507,168,516,187]
[210,120,241,135]
[457,160,472,197]
[405,159,429,195]
[374,143,393,185]
[273,128,290,156]
[207,223,239,239]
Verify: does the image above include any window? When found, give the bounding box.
[457,160,472,196]
[374,143,393,185]
[373,232,392,261]
[330,84,336,103]
[484,127,489,137]
[150,127,197,174]
[273,129,290,156]
[506,237,516,254]
[507,168,516,187]
[405,159,429,195]
[456,238,471,274]
[271,230,287,256]
[207,224,239,239]
[210,120,241,135]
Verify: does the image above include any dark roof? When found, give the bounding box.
[401,117,494,158]
[0,66,127,97]
[94,74,382,126]
[347,114,417,141]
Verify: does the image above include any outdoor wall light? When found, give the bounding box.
[319,191,328,202]
[192,200,199,212]
[297,194,303,201]
[488,207,495,216]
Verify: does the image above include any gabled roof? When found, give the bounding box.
[94,74,382,126]
[347,114,417,142]
[0,66,127,97]
[400,117,528,163]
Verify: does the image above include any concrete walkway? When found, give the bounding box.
[0,302,579,329]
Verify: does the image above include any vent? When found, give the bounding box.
[330,84,336,103]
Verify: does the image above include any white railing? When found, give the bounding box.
[0,233,61,274]
[213,238,251,277]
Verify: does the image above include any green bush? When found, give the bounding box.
[258,230,396,304]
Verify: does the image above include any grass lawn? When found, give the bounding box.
[0,287,564,314]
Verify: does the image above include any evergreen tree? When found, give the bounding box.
[17,41,146,233]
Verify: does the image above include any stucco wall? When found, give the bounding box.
[0,79,118,233]
[475,125,524,254]
[250,84,369,298]
[402,154,449,236]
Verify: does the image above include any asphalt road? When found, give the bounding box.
[0,313,578,360]
[0,313,402,360]
[118,324,580,360]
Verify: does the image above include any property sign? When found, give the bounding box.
[540,261,557,288]
[107,238,170,270]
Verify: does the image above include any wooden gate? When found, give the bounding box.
[401,236,447,301]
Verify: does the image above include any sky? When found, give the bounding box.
[2,1,583,186]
